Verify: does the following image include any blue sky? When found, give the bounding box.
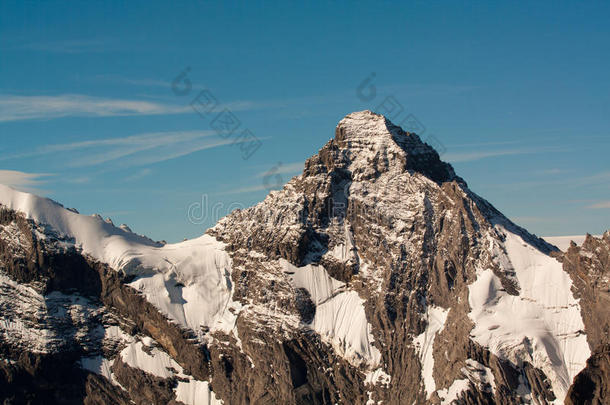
[1,1,609,242]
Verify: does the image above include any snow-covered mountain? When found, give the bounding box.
[0,111,608,404]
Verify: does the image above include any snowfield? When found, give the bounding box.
[283,259,382,368]
[468,226,590,403]
[0,184,239,340]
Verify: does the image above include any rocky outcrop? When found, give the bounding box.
[561,232,610,405]
[566,344,610,405]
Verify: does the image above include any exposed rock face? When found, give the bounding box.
[0,111,608,404]
[561,232,610,405]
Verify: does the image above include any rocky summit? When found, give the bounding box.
[0,111,608,404]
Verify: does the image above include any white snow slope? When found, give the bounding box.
[283,259,382,367]
[414,305,449,398]
[0,184,239,339]
[469,226,590,403]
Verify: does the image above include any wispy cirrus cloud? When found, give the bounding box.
[0,130,234,169]
[0,93,282,122]
[213,162,304,196]
[255,161,304,178]
[0,94,191,122]
[215,184,273,195]
[587,201,610,209]
[0,170,52,193]
[444,146,564,163]
[124,168,153,182]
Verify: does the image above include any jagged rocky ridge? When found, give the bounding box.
[0,110,608,404]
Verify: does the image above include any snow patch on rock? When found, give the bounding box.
[364,367,391,387]
[437,378,470,405]
[413,305,449,398]
[283,259,381,367]
[120,339,183,379]
[175,380,223,405]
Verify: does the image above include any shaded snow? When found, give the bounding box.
[0,274,103,354]
[78,328,221,403]
[285,259,344,304]
[364,367,391,387]
[79,356,115,382]
[437,378,470,405]
[462,359,495,394]
[413,305,449,398]
[175,380,223,405]
[126,235,240,338]
[78,325,133,387]
[120,340,183,379]
[282,259,381,367]
[468,227,590,403]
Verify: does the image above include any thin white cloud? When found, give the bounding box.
[123,168,153,182]
[587,201,610,209]
[67,176,91,184]
[255,161,305,178]
[0,94,190,122]
[478,171,610,192]
[2,130,207,160]
[444,146,563,163]
[123,137,236,167]
[0,93,284,122]
[1,130,237,169]
[215,184,277,195]
[0,170,51,193]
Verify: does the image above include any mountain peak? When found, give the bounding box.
[309,110,461,185]
[336,110,399,142]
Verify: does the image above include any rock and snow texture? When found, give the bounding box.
[283,259,381,367]
[436,360,497,405]
[0,272,103,354]
[468,226,590,402]
[0,111,607,404]
[0,184,240,341]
